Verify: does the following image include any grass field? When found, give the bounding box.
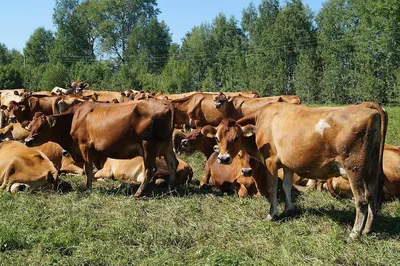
[1,106,400,265]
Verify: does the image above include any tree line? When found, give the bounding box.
[0,0,399,104]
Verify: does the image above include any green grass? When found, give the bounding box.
[1,106,400,265]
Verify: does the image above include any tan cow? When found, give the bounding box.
[34,142,84,175]
[0,89,26,106]
[95,157,192,187]
[0,141,59,191]
[24,99,178,197]
[202,101,387,240]
[81,90,130,103]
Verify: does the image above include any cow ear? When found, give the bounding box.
[183,124,191,134]
[46,117,56,127]
[213,95,217,101]
[227,96,233,102]
[19,105,26,111]
[241,125,255,137]
[14,90,19,95]
[83,83,89,89]
[121,92,126,97]
[201,126,217,138]
[0,105,7,110]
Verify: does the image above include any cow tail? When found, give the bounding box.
[51,97,63,114]
[361,102,388,212]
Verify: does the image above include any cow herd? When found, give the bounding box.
[0,82,399,240]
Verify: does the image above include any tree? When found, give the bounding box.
[99,0,160,64]
[23,27,55,66]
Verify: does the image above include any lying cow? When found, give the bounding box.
[201,101,387,240]
[24,99,178,197]
[95,157,192,188]
[326,144,400,200]
[0,141,59,191]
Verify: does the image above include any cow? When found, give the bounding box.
[213,94,302,120]
[326,144,400,200]
[0,122,30,141]
[180,127,217,159]
[51,81,89,95]
[34,142,84,175]
[0,141,59,192]
[94,157,192,188]
[81,90,130,103]
[201,101,387,240]
[201,150,267,198]
[0,89,26,106]
[171,93,231,128]
[24,99,178,197]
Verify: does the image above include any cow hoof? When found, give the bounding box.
[346,231,361,242]
[281,209,298,218]
[265,214,278,222]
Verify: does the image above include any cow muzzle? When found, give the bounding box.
[181,139,189,148]
[25,138,34,147]
[241,168,253,177]
[217,154,232,164]
[214,102,222,108]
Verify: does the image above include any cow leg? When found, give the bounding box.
[265,159,279,221]
[282,167,294,215]
[164,144,178,192]
[346,169,369,240]
[80,145,93,188]
[200,161,211,188]
[135,141,156,197]
[362,177,378,235]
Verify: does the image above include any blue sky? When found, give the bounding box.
[0,0,323,53]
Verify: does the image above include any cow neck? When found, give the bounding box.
[48,112,75,152]
[201,137,217,159]
[172,97,192,124]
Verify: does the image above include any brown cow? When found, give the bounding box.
[201,150,267,198]
[326,144,400,200]
[201,101,387,240]
[180,126,217,159]
[24,99,178,197]
[0,141,59,191]
[172,92,231,128]
[0,122,30,141]
[94,157,192,187]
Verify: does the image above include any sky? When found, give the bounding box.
[0,0,323,53]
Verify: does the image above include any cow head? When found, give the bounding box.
[6,101,26,123]
[213,92,231,109]
[237,150,254,177]
[201,119,255,165]
[180,127,205,150]
[24,112,56,147]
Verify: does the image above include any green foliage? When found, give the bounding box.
[38,63,69,91]
[23,27,55,66]
[0,65,23,89]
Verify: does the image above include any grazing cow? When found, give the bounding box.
[326,144,400,200]
[95,157,192,187]
[201,150,267,198]
[24,99,178,197]
[213,94,302,120]
[201,101,387,240]
[0,141,59,191]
